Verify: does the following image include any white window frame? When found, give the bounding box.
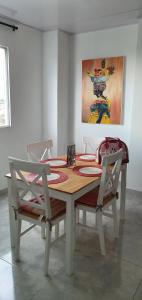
[0,45,11,128]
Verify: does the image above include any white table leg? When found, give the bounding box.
[65,199,75,275]
[8,179,15,248]
[120,164,127,220]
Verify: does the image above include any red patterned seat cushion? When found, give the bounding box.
[96,137,129,165]
[76,187,117,208]
[20,195,66,221]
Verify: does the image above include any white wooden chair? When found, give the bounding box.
[96,137,129,220]
[81,137,104,225]
[83,136,104,154]
[76,149,123,255]
[27,140,53,162]
[27,140,56,238]
[9,157,66,275]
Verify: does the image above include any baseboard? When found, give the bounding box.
[0,188,8,196]
[126,188,142,195]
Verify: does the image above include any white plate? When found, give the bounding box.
[47,159,66,167]
[38,173,60,182]
[79,167,102,175]
[79,154,96,160]
[28,172,60,182]
[47,173,60,180]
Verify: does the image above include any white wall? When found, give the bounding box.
[0,25,42,190]
[57,30,70,154]
[128,20,142,191]
[1,23,140,191]
[43,30,70,156]
[43,31,58,156]
[69,24,142,190]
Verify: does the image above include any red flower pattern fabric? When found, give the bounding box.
[96,137,129,165]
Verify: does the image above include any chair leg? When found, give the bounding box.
[41,227,46,239]
[95,214,97,230]
[55,223,59,239]
[82,210,86,225]
[72,210,76,252]
[112,199,119,238]
[15,218,21,261]
[96,211,106,255]
[76,208,79,224]
[44,224,51,276]
[63,219,66,234]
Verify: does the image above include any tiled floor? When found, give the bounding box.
[0,190,142,300]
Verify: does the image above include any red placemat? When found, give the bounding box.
[76,153,96,162]
[26,170,68,185]
[41,158,67,168]
[73,165,102,177]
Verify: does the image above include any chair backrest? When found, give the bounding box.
[27,140,53,162]
[96,137,129,165]
[97,149,123,206]
[83,136,104,153]
[9,157,51,219]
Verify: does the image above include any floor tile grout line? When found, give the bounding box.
[1,238,142,273]
[110,251,142,271]
[1,250,142,277]
[120,257,142,270]
[131,278,142,300]
[0,256,14,266]
[76,245,142,272]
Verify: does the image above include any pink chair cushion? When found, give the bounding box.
[20,195,66,221]
[76,188,99,207]
[76,187,117,208]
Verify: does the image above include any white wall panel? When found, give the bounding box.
[0,25,42,190]
[69,24,142,190]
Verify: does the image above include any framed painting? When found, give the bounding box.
[82,56,124,124]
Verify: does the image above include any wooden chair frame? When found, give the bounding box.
[27,139,53,162]
[82,136,103,224]
[76,149,123,255]
[9,156,65,275]
[83,136,104,154]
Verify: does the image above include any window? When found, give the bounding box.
[0,46,10,127]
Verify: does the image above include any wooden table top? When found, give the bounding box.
[6,155,101,195]
[47,155,101,194]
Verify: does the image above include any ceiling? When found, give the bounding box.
[0,0,142,33]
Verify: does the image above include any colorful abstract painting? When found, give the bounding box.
[82,56,124,124]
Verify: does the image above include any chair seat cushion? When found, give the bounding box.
[20,195,66,221]
[76,187,117,208]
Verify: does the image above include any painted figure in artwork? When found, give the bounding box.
[87,59,114,124]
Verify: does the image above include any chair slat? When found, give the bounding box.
[27,140,53,162]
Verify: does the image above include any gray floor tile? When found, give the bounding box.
[133,280,142,300]
[0,190,142,300]
[0,258,34,300]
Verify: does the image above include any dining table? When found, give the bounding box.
[6,153,127,276]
